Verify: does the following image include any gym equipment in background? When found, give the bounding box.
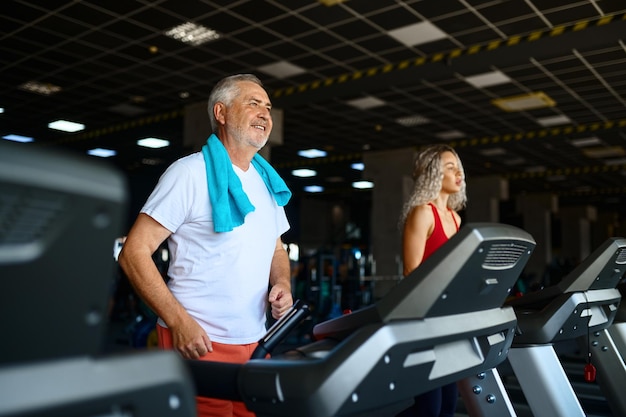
[463,236,625,417]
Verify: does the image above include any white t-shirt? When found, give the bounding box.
[141,152,290,344]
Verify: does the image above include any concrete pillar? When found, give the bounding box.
[465,176,508,223]
[184,101,211,151]
[517,193,558,286]
[363,147,416,277]
[559,205,596,265]
[593,210,622,248]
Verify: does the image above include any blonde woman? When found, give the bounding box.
[397,144,467,417]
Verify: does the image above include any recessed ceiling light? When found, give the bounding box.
[291,168,317,177]
[346,96,386,110]
[304,185,324,193]
[536,115,571,127]
[257,61,306,79]
[2,134,33,143]
[137,137,170,148]
[395,114,430,127]
[436,130,465,140]
[165,22,220,46]
[19,81,62,96]
[352,180,374,189]
[48,120,85,132]
[492,92,556,112]
[582,146,625,159]
[298,149,327,158]
[569,137,603,147]
[351,162,364,171]
[464,70,512,88]
[87,148,116,158]
[388,21,447,47]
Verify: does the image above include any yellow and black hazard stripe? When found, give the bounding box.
[271,12,626,99]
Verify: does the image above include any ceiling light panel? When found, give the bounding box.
[436,130,465,140]
[165,22,220,46]
[19,81,62,96]
[48,120,85,132]
[346,96,386,110]
[87,148,116,157]
[298,149,327,158]
[536,115,571,127]
[492,92,556,112]
[137,137,170,148]
[388,21,447,47]
[257,61,306,79]
[569,137,603,147]
[395,114,430,127]
[291,168,317,177]
[464,70,512,88]
[2,134,34,143]
[352,180,374,189]
[582,146,625,159]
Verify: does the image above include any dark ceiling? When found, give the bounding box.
[2,0,626,217]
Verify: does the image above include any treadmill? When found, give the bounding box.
[576,238,626,417]
[0,141,197,417]
[462,236,625,417]
[188,223,535,417]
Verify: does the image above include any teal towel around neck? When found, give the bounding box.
[201,134,291,233]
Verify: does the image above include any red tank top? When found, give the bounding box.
[422,203,459,261]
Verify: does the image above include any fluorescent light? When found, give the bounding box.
[351,162,364,171]
[20,81,62,96]
[137,137,170,148]
[257,61,306,79]
[298,149,327,158]
[492,92,556,112]
[346,96,386,110]
[395,114,430,127]
[291,168,317,177]
[352,180,374,189]
[304,185,324,193]
[582,146,625,159]
[388,21,447,47]
[436,130,465,140]
[0,107,4,113]
[536,115,571,127]
[2,134,34,143]
[464,70,511,88]
[87,148,116,158]
[165,22,220,46]
[569,137,603,147]
[48,120,85,132]
[480,147,506,157]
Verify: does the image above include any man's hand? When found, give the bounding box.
[170,315,213,359]
[268,284,293,319]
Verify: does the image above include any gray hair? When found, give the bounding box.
[207,74,265,133]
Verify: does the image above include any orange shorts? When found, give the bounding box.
[157,325,257,417]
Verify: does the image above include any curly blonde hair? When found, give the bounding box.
[399,144,467,225]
